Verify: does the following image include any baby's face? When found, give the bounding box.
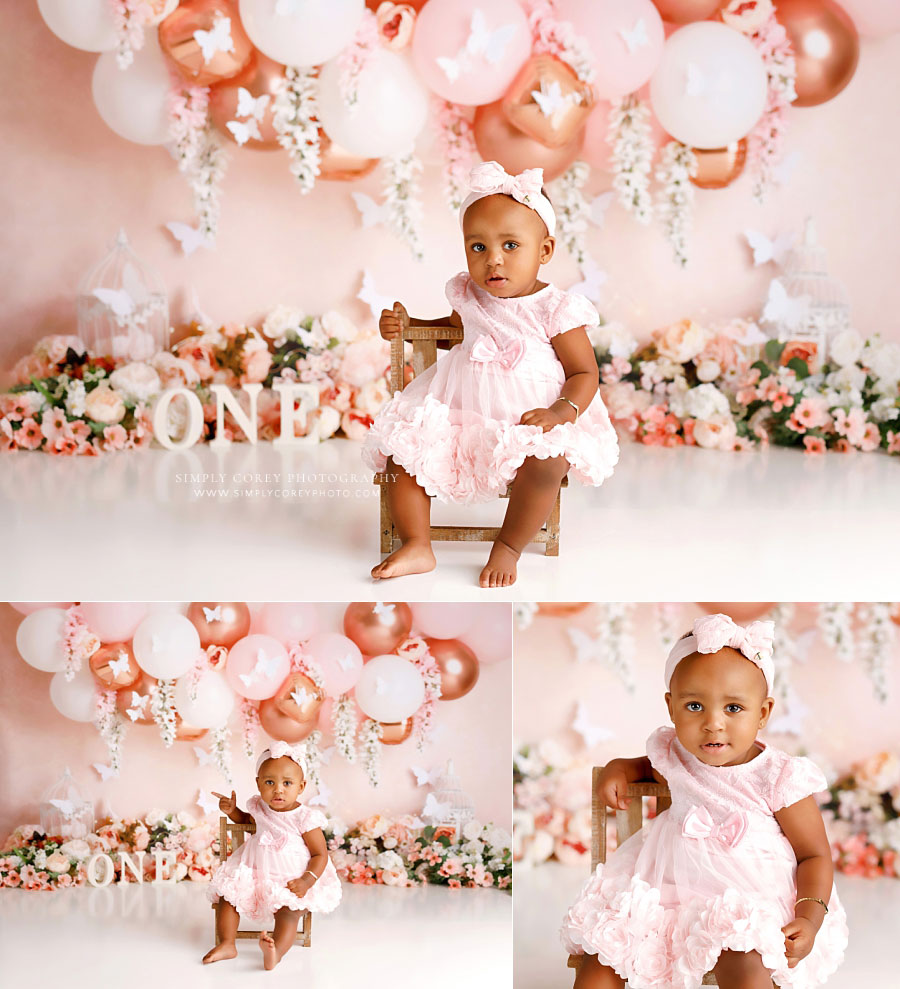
[462,194,555,298]
[665,649,774,767]
[256,756,305,811]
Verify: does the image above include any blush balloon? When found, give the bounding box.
[79,603,148,642]
[306,633,363,697]
[457,605,511,664]
[254,604,319,644]
[411,604,478,640]
[225,634,290,699]
[697,603,775,623]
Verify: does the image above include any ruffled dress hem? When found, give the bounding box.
[207,861,342,921]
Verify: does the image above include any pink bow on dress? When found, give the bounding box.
[467,161,544,208]
[682,805,749,848]
[259,830,290,851]
[469,334,526,370]
[692,615,775,666]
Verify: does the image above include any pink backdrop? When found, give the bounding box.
[3,6,900,375]
[0,603,512,838]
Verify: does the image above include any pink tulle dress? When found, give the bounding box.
[560,728,848,989]
[361,272,619,504]
[207,796,342,922]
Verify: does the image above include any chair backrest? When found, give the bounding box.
[591,765,672,870]
[390,325,465,393]
[218,817,256,865]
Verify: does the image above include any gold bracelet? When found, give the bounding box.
[795,896,828,913]
[302,870,318,881]
[555,396,580,418]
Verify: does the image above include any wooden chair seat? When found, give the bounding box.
[213,817,311,947]
[374,325,565,556]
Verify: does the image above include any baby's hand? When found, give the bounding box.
[212,790,237,816]
[379,301,409,341]
[782,917,816,967]
[519,407,565,432]
[287,874,315,897]
[597,766,631,811]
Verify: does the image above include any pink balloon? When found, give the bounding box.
[582,87,669,173]
[253,603,319,644]
[457,605,511,665]
[840,0,900,37]
[555,0,665,100]
[79,602,149,641]
[225,634,290,699]
[411,603,479,640]
[411,0,531,105]
[306,632,363,698]
[10,602,74,615]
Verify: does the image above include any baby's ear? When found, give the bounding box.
[540,235,556,263]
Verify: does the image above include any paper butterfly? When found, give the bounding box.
[165,221,212,257]
[572,701,615,749]
[49,799,76,816]
[569,257,607,305]
[93,763,119,782]
[126,692,149,721]
[588,191,615,229]
[729,321,768,347]
[337,652,356,671]
[196,790,220,816]
[194,746,215,767]
[236,88,270,121]
[150,633,164,653]
[351,192,392,230]
[437,9,516,82]
[762,279,810,329]
[92,287,134,318]
[202,605,223,623]
[308,782,331,807]
[772,151,802,188]
[618,18,648,54]
[411,765,441,787]
[291,686,314,708]
[357,270,394,322]
[373,601,396,625]
[567,626,604,665]
[239,649,282,687]
[422,793,452,821]
[374,676,388,696]
[743,229,795,267]
[193,15,234,64]
[531,79,578,121]
[226,118,262,146]
[108,652,131,677]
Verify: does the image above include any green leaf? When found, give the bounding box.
[786,357,810,379]
[764,340,785,363]
[750,360,772,379]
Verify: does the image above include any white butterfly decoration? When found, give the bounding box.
[588,191,615,229]
[290,686,314,708]
[357,270,395,322]
[236,88,270,121]
[108,652,131,678]
[165,221,212,257]
[567,627,604,665]
[373,601,396,625]
[374,676,388,696]
[194,746,215,767]
[772,151,802,188]
[226,118,262,147]
[126,691,149,721]
[337,652,356,672]
[572,701,615,749]
[319,745,336,765]
[92,287,134,318]
[193,15,234,64]
[196,790,220,817]
[239,648,283,687]
[618,18,649,54]
[150,633,164,653]
[762,280,810,330]
[93,763,119,782]
[531,79,580,121]
[436,9,517,82]
[767,688,810,737]
[308,782,331,807]
[569,257,608,304]
[422,793,452,822]
[202,605,223,623]
[743,229,796,267]
[49,798,76,816]
[352,192,392,230]
[411,765,441,787]
[727,321,768,347]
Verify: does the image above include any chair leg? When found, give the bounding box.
[380,482,393,554]
[545,490,561,556]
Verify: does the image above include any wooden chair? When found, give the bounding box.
[374,325,566,556]
[212,817,311,947]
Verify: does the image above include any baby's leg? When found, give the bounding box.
[480,455,568,588]
[259,907,302,970]
[571,953,625,989]
[713,949,775,989]
[202,900,239,963]
[372,457,436,579]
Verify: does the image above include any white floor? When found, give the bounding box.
[0,880,511,989]
[1,437,896,601]
[514,861,894,988]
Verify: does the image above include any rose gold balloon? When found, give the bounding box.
[115,673,158,724]
[159,0,254,87]
[175,715,208,742]
[208,54,285,151]
[343,602,413,655]
[273,672,324,723]
[379,717,413,745]
[697,603,775,623]
[473,100,583,181]
[537,603,589,617]
[776,0,859,107]
[258,697,318,743]
[426,638,479,701]
[689,139,747,189]
[503,55,594,150]
[318,130,380,181]
[891,604,900,627]
[187,601,251,648]
[652,0,723,22]
[90,641,142,691]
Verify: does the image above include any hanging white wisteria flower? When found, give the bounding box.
[382,151,425,261]
[333,693,358,764]
[432,98,477,211]
[551,160,591,267]
[109,0,153,70]
[608,94,654,224]
[769,602,797,707]
[151,678,177,748]
[359,718,384,787]
[95,690,126,773]
[210,724,233,786]
[655,603,683,655]
[818,602,856,663]
[298,729,324,788]
[656,141,697,267]
[567,604,636,693]
[239,698,260,760]
[272,66,321,195]
[858,603,894,702]
[514,603,539,631]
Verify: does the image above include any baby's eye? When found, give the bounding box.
[470,243,485,253]
[504,241,518,250]
[725,704,743,714]
[686,702,702,712]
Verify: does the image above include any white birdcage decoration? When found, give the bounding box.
[430,760,474,831]
[38,768,95,839]
[76,229,169,361]
[766,218,851,365]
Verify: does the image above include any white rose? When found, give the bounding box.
[589,320,637,359]
[375,850,405,872]
[59,839,91,861]
[864,340,900,387]
[695,359,721,382]
[656,319,711,364]
[536,738,572,770]
[827,365,866,394]
[145,809,168,829]
[354,380,390,416]
[522,829,554,867]
[34,849,48,868]
[315,405,342,440]
[84,385,126,425]
[320,310,358,345]
[65,380,86,417]
[298,318,330,351]
[463,820,484,842]
[485,827,511,851]
[829,329,864,368]
[19,390,48,415]
[176,810,196,828]
[262,305,304,340]
[693,414,737,450]
[683,384,730,421]
[109,362,162,404]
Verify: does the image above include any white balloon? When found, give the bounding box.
[649,22,768,150]
[173,671,234,728]
[149,0,180,26]
[16,608,68,672]
[92,33,172,145]
[238,0,364,67]
[50,668,98,722]
[37,0,117,52]
[355,654,425,723]
[317,50,430,157]
[133,613,201,678]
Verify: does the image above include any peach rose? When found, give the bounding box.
[693,415,737,450]
[173,339,218,382]
[84,386,126,425]
[655,319,711,364]
[241,344,273,385]
[45,851,72,874]
[855,752,900,793]
[721,0,773,33]
[381,866,408,886]
[376,3,416,51]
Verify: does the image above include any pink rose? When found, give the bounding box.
[599,382,652,422]
[45,851,71,874]
[84,386,126,425]
[340,335,390,387]
[133,826,150,851]
[655,319,711,364]
[341,410,373,441]
[376,2,416,51]
[241,344,273,385]
[173,339,218,382]
[693,414,737,450]
[353,380,391,416]
[381,866,408,886]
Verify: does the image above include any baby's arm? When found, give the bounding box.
[520,326,598,431]
[212,790,253,826]
[379,303,463,350]
[598,757,666,811]
[285,828,330,898]
[774,796,834,968]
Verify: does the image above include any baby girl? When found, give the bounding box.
[561,613,848,989]
[362,160,619,588]
[203,741,341,970]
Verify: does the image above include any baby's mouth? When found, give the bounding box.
[486,274,506,286]
[701,741,728,752]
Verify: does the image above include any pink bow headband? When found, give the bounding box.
[665,614,775,695]
[255,741,308,778]
[459,161,556,237]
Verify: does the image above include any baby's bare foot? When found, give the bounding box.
[479,540,520,588]
[202,941,237,964]
[259,931,279,970]
[371,540,436,580]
